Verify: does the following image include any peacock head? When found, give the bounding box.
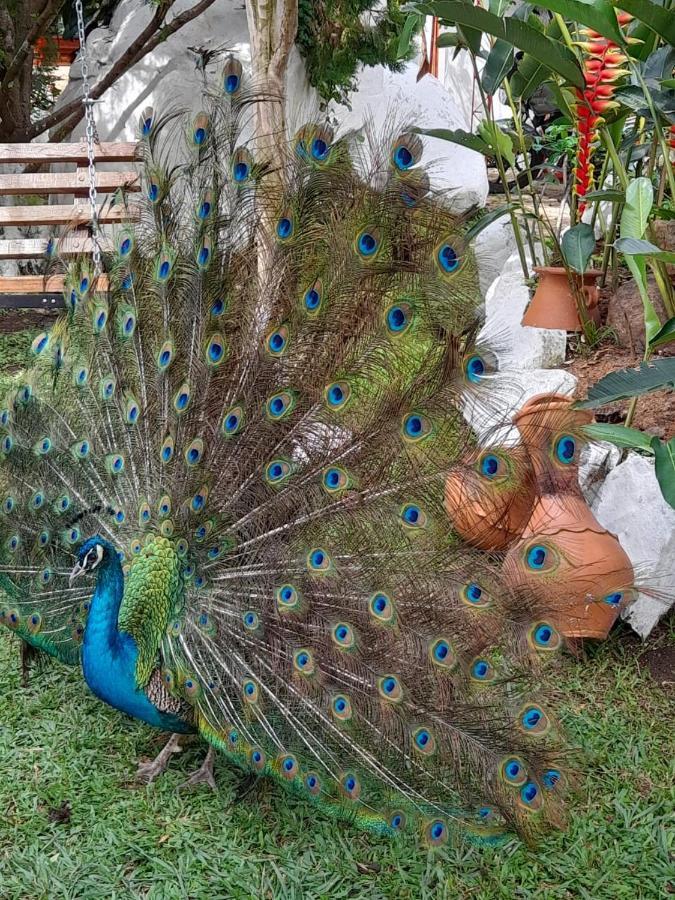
[69,536,115,585]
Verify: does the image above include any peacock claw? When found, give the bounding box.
[134,733,182,785]
[179,746,217,792]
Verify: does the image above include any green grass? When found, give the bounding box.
[1,625,672,900]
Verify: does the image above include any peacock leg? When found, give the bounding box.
[135,732,183,784]
[179,745,217,791]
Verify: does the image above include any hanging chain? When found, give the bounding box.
[75,0,102,274]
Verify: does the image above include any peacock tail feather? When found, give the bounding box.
[0,74,572,845]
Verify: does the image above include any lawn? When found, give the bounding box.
[0,623,672,900]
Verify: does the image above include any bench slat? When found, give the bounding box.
[0,274,110,293]
[0,235,117,259]
[0,171,140,196]
[0,203,140,227]
[0,142,139,164]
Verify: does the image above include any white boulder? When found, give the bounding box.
[592,453,675,637]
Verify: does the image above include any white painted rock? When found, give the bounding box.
[330,62,488,212]
[57,1,488,211]
[481,251,567,369]
[474,216,517,298]
[592,453,675,637]
[578,441,622,505]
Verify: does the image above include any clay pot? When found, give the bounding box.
[522,267,602,332]
[513,393,593,494]
[502,493,634,640]
[444,445,536,551]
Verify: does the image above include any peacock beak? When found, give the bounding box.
[69,561,85,586]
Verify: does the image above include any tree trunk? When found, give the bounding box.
[245,0,298,174]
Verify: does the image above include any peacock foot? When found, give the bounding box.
[135,732,183,785]
[179,745,217,791]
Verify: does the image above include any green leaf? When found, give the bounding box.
[420,1,584,87]
[652,436,675,510]
[615,237,675,264]
[576,358,675,408]
[582,423,655,452]
[526,0,625,45]
[614,85,675,124]
[413,127,491,156]
[397,13,422,59]
[621,178,653,240]
[509,16,563,100]
[561,223,596,274]
[583,189,626,203]
[477,120,516,167]
[648,317,675,352]
[610,0,675,48]
[662,79,675,90]
[482,39,515,95]
[464,205,513,243]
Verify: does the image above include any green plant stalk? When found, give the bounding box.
[503,77,548,263]
[469,53,530,278]
[589,152,610,233]
[631,63,675,200]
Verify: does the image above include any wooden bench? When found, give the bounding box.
[0,142,140,309]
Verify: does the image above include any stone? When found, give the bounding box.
[474,216,517,298]
[578,441,622,506]
[607,276,670,354]
[592,452,675,637]
[481,251,567,370]
[333,63,488,211]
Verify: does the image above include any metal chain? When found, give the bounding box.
[75,0,102,274]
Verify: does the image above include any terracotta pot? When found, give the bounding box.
[522,266,602,332]
[502,493,634,640]
[513,393,593,494]
[444,445,536,551]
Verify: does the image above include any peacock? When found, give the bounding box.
[0,61,593,846]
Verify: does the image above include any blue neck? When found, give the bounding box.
[81,544,192,733]
[83,549,125,654]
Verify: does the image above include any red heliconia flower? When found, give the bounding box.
[573,11,632,214]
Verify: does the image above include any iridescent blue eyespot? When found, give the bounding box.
[402,412,432,441]
[304,772,321,795]
[543,769,561,790]
[390,812,406,831]
[369,592,395,623]
[120,237,132,256]
[526,545,548,570]
[386,303,411,334]
[233,161,249,182]
[520,781,539,806]
[276,217,293,240]
[603,591,623,606]
[464,583,483,604]
[378,674,402,701]
[357,230,379,257]
[521,706,544,730]
[211,298,226,317]
[480,454,500,478]
[555,434,576,465]
[1,435,13,453]
[304,286,321,311]
[471,658,492,680]
[465,354,485,383]
[225,73,240,93]
[426,820,448,846]
[393,145,414,170]
[533,624,555,647]
[243,610,259,630]
[437,243,459,273]
[502,758,525,784]
[311,138,329,160]
[325,381,350,409]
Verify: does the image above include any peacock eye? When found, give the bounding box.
[554,434,577,465]
[524,542,558,573]
[478,452,504,480]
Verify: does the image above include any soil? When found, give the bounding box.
[638,645,675,691]
[568,344,675,440]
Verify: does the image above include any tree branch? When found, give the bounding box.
[20,0,220,143]
[0,0,66,93]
